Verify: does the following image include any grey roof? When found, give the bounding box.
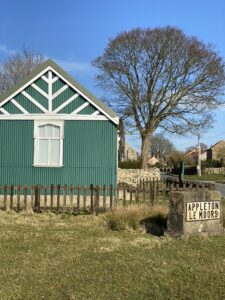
[0,59,118,119]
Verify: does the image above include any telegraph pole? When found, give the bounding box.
[197,133,201,176]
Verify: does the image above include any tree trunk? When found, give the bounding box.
[140,133,152,169]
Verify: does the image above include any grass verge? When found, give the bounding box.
[0,210,225,299]
[185,174,225,181]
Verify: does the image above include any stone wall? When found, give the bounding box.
[118,168,160,186]
[204,167,225,175]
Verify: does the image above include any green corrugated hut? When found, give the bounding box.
[0,59,119,187]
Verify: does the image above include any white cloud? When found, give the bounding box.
[0,45,16,56]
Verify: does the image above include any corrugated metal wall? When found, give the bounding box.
[0,120,117,186]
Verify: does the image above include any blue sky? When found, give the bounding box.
[1,0,225,152]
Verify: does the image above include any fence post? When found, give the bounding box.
[57,184,60,212]
[129,188,132,206]
[77,186,80,212]
[31,186,34,209]
[103,184,106,210]
[50,184,54,211]
[70,185,74,212]
[110,184,113,209]
[150,180,154,206]
[95,185,99,216]
[4,185,7,210]
[83,187,87,212]
[10,185,13,210]
[136,184,139,204]
[24,185,28,210]
[123,183,126,207]
[141,180,145,203]
[90,184,94,214]
[44,186,47,210]
[63,185,67,213]
[34,185,40,212]
[17,185,21,212]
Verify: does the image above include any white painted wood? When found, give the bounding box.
[0,66,51,108]
[53,93,79,113]
[92,110,100,116]
[41,75,49,83]
[11,99,29,114]
[52,85,68,100]
[33,120,64,167]
[22,91,48,113]
[71,102,89,114]
[0,107,10,115]
[0,114,109,120]
[52,76,59,83]
[31,83,48,98]
[48,71,52,112]
[0,62,119,125]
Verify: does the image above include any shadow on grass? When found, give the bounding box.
[140,214,167,236]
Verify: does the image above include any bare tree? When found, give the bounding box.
[186,142,208,153]
[92,26,225,168]
[118,118,125,161]
[0,48,44,93]
[150,133,175,158]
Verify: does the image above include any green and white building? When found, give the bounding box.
[0,59,118,186]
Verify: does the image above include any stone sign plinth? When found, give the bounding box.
[167,190,224,237]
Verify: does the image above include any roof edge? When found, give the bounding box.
[0,58,118,123]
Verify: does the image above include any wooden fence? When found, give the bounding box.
[0,178,215,214]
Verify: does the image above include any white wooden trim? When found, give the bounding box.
[0,107,10,115]
[0,63,119,125]
[48,67,118,124]
[52,76,59,83]
[41,75,49,83]
[0,66,51,108]
[33,120,64,167]
[48,71,52,112]
[71,102,89,114]
[52,85,68,100]
[0,114,109,120]
[22,91,48,113]
[11,99,29,114]
[92,110,100,116]
[31,83,48,98]
[53,93,79,113]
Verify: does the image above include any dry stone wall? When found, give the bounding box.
[118,168,160,186]
[204,167,225,175]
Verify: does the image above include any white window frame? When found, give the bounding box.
[33,120,64,167]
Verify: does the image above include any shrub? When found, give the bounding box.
[119,160,141,169]
[171,165,197,175]
[104,205,168,234]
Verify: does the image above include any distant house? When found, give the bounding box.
[207,140,225,161]
[0,59,119,187]
[148,155,159,166]
[184,148,207,163]
[124,143,138,161]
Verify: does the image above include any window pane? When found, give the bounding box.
[39,125,45,137]
[53,125,60,138]
[38,139,48,164]
[45,125,53,137]
[49,140,60,165]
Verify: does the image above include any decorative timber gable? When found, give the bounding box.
[0,59,119,124]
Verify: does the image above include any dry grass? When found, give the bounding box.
[0,209,225,299]
[104,204,168,233]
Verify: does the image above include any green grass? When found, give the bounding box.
[185,173,225,181]
[0,210,225,299]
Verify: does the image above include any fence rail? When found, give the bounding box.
[0,178,215,214]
